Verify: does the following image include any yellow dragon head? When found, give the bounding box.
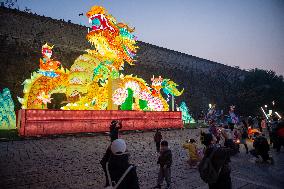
[86,6,138,70]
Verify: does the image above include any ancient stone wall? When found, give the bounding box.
[0,7,247,116]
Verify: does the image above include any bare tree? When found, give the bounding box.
[3,0,31,12]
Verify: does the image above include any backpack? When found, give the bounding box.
[105,162,133,189]
[198,148,222,184]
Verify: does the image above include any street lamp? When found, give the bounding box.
[275,112,282,119]
[268,110,272,116]
[261,107,268,120]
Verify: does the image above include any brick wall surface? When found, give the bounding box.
[17,110,182,136]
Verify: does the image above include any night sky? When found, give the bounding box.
[13,0,284,76]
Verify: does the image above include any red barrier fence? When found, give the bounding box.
[17,110,183,137]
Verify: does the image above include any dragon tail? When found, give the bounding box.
[162,79,184,97]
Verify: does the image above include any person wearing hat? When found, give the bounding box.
[199,132,232,189]
[109,120,122,142]
[105,139,140,189]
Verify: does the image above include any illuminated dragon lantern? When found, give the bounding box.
[18,6,183,111]
[18,43,69,109]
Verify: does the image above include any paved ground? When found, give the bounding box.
[0,129,283,189]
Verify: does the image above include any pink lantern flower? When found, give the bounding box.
[37,92,52,105]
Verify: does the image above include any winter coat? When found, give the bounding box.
[100,146,112,168]
[253,136,269,154]
[241,125,248,139]
[154,131,162,143]
[107,154,140,189]
[276,126,284,138]
[183,143,198,160]
[157,148,172,167]
[109,125,122,142]
[204,145,231,178]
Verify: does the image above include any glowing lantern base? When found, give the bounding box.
[17,110,182,137]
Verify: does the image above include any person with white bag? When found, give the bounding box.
[104,139,140,189]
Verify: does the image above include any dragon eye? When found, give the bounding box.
[92,18,101,26]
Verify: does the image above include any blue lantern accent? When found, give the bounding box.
[38,70,59,78]
[92,18,101,26]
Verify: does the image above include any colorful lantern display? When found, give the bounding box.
[0,88,16,129]
[206,104,217,123]
[228,105,239,124]
[18,6,184,111]
[178,101,195,124]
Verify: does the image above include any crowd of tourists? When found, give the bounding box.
[99,115,283,189]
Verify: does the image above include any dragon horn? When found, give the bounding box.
[126,25,135,32]
[117,23,135,32]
